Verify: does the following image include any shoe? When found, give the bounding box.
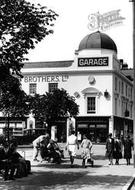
[82,161,85,168]
[91,160,94,167]
[33,159,39,162]
[8,177,15,180]
[14,175,21,178]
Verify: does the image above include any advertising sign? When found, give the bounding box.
[78,57,109,67]
[23,74,69,83]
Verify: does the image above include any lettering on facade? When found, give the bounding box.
[78,57,109,67]
[23,75,69,83]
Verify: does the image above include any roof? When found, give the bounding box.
[23,60,73,69]
[78,31,117,53]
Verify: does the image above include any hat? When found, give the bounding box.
[45,133,50,138]
[108,133,112,137]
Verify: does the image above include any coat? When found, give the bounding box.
[106,137,114,159]
[113,139,122,159]
[123,139,133,159]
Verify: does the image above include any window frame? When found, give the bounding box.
[87,96,96,114]
[48,83,58,93]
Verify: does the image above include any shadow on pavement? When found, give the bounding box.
[0,173,131,190]
[31,158,103,169]
[76,154,106,160]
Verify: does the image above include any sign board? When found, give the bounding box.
[88,9,125,31]
[78,57,109,67]
[23,74,69,83]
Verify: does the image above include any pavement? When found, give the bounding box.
[0,144,135,190]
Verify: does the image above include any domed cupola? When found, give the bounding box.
[78,31,117,53]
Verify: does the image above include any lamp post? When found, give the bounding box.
[130,0,135,167]
[5,111,10,146]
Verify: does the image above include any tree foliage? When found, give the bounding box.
[0,0,58,116]
[28,89,79,126]
[0,0,58,77]
[0,75,29,116]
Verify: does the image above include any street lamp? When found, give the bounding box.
[130,0,135,167]
[4,111,10,146]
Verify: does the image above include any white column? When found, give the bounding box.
[109,116,114,136]
[51,125,57,141]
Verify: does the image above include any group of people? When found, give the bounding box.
[33,131,94,168]
[0,139,31,181]
[65,130,94,168]
[32,134,64,164]
[106,133,133,165]
[32,131,134,168]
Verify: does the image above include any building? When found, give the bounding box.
[19,31,133,143]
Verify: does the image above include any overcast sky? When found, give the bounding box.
[27,0,133,68]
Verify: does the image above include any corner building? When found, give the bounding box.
[21,31,133,143]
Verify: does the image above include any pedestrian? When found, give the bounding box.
[113,135,122,165]
[123,135,133,165]
[105,133,114,165]
[40,134,50,162]
[81,134,93,168]
[8,141,31,178]
[47,139,63,164]
[0,141,15,180]
[65,130,79,167]
[32,133,50,161]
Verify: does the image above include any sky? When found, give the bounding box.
[27,0,133,68]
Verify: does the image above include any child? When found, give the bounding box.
[81,134,93,168]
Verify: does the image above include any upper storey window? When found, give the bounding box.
[48,83,58,93]
[115,77,117,91]
[29,83,37,95]
[87,97,96,114]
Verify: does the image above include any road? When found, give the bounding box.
[0,144,134,190]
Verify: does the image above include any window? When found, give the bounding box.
[119,80,121,93]
[125,84,128,97]
[115,98,117,115]
[48,83,58,93]
[115,77,117,91]
[121,82,124,94]
[29,83,37,95]
[87,97,96,113]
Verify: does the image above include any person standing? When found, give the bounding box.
[106,133,114,165]
[65,130,79,167]
[81,134,93,168]
[113,135,122,165]
[123,135,133,165]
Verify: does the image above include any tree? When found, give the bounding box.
[45,89,79,122]
[0,75,29,117]
[0,0,58,115]
[0,0,58,77]
[28,89,79,128]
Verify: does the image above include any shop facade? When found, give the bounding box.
[20,31,133,143]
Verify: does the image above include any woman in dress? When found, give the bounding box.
[113,135,122,165]
[81,134,93,168]
[106,133,114,165]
